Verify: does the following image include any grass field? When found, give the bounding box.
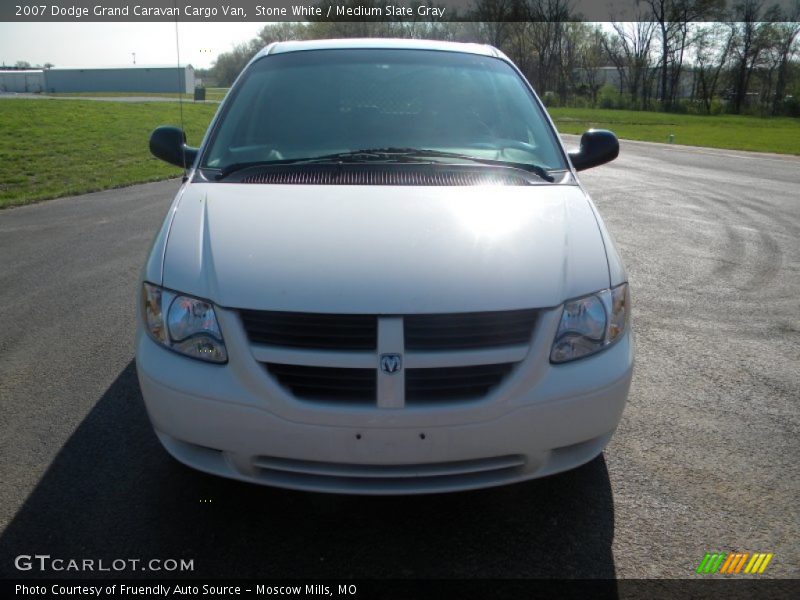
[1,99,797,209]
[549,108,800,155]
[0,99,217,208]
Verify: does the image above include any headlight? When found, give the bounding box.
[550,283,630,363]
[141,282,228,363]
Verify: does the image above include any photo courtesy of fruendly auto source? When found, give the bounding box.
[0,2,798,598]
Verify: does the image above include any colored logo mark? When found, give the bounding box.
[696,552,774,574]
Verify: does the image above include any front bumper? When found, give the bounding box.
[136,307,633,494]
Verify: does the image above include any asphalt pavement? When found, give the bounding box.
[0,138,798,580]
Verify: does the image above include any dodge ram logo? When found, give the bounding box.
[380,354,402,374]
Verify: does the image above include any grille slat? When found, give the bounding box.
[407,382,501,393]
[252,329,374,340]
[406,363,515,403]
[406,371,508,383]
[242,313,372,325]
[405,309,537,350]
[265,364,375,403]
[240,310,377,350]
[404,328,535,337]
[405,313,539,326]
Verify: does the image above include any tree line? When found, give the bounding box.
[208,0,800,117]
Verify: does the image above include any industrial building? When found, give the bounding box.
[0,65,194,94]
[0,70,45,93]
[42,65,195,93]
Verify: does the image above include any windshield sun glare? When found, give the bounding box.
[201,49,566,174]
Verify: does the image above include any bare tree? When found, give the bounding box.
[469,0,527,48]
[524,0,575,95]
[206,0,800,116]
[555,22,589,104]
[770,1,800,114]
[728,0,772,114]
[576,25,607,106]
[211,42,260,86]
[602,31,629,97]
[693,23,734,113]
[255,22,310,46]
[469,0,576,99]
[503,21,539,82]
[643,0,725,110]
[606,19,657,109]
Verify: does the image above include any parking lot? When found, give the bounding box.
[0,137,797,579]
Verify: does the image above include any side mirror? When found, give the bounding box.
[568,129,619,171]
[149,126,198,169]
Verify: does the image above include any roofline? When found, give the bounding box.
[253,38,504,62]
[45,65,194,70]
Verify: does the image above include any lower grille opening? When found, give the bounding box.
[265,363,375,403]
[406,363,516,403]
[254,455,526,478]
[251,455,527,492]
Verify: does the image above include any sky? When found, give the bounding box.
[0,21,625,71]
[0,23,264,70]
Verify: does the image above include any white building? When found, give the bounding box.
[42,65,195,94]
[0,70,45,93]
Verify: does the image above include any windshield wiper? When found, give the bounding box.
[214,151,407,179]
[356,147,555,182]
[215,147,554,182]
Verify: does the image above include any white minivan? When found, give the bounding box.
[138,39,633,494]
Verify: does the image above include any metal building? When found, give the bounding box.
[0,70,45,93]
[42,65,195,94]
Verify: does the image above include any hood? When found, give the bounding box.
[161,183,609,313]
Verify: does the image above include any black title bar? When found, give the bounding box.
[5,579,800,600]
[3,0,799,22]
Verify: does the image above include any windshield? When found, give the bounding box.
[201,49,567,173]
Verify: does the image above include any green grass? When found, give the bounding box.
[0,99,217,208]
[549,108,800,155]
[1,99,797,209]
[44,88,229,102]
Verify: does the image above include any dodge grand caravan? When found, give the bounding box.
[137,39,633,494]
